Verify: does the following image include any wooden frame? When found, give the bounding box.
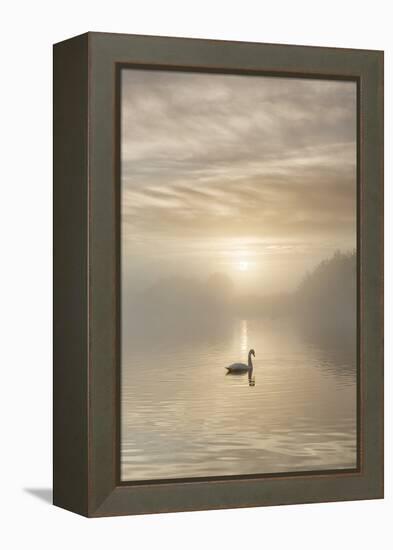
[53,32,384,517]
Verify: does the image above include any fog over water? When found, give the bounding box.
[120,69,357,481]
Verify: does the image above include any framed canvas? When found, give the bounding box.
[53,32,384,517]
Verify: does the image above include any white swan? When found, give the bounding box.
[226,349,255,374]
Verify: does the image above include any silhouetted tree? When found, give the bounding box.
[294,250,356,342]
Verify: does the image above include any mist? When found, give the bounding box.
[123,251,356,351]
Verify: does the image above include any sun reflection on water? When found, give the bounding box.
[240,319,248,354]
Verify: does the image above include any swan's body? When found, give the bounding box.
[226,349,255,374]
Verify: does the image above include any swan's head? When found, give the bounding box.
[249,349,255,357]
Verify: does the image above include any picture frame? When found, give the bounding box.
[53,32,383,517]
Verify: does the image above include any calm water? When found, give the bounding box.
[121,318,357,481]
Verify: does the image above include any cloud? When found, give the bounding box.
[120,69,357,291]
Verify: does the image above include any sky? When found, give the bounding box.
[121,69,357,295]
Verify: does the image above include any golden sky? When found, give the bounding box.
[121,69,357,294]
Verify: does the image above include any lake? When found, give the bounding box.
[121,317,357,481]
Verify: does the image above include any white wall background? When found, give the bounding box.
[1,1,391,548]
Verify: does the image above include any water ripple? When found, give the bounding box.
[121,318,357,481]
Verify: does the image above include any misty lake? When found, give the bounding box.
[121,317,357,481]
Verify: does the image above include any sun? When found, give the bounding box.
[238,261,249,272]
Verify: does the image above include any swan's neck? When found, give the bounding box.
[248,352,253,369]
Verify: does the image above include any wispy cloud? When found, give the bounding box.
[121,69,356,292]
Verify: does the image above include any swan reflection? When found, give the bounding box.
[224,367,256,386]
